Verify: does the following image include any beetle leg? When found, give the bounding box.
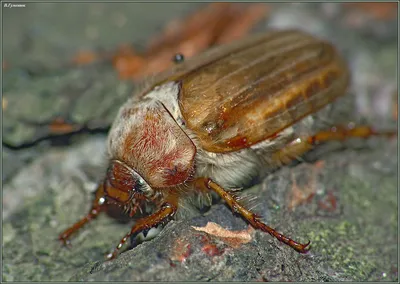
[306,124,396,144]
[58,182,106,246]
[195,178,311,254]
[105,197,178,260]
[272,124,397,165]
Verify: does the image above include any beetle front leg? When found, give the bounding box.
[58,182,106,246]
[105,197,178,260]
[194,178,311,253]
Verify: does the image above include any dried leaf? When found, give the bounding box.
[192,222,254,249]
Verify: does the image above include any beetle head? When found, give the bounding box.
[104,159,154,206]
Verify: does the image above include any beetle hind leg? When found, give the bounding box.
[272,124,397,166]
[195,178,311,253]
[306,124,396,144]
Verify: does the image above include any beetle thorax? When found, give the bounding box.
[107,91,196,188]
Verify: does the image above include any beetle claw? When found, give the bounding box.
[59,236,72,248]
[296,240,311,253]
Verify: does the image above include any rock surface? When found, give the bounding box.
[3,3,398,282]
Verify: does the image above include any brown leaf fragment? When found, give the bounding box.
[192,222,254,249]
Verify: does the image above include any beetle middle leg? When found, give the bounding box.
[105,194,178,260]
[194,178,311,253]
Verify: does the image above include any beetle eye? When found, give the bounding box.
[134,177,145,191]
[134,176,153,197]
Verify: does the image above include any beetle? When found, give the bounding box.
[58,29,395,260]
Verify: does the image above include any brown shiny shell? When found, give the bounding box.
[143,29,350,153]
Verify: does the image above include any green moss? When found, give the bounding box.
[305,220,376,280]
[301,168,397,281]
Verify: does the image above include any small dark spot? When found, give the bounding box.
[172,53,185,64]
[178,117,186,126]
